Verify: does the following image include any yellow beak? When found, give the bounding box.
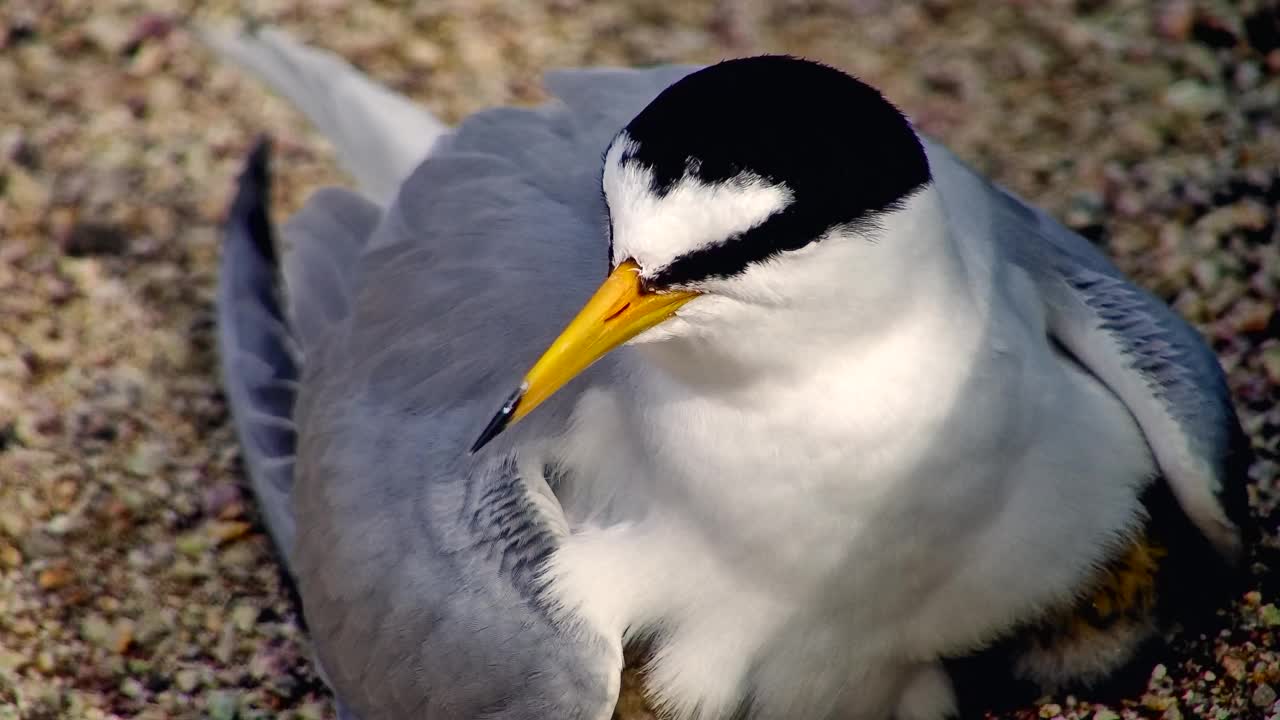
[470,260,698,452]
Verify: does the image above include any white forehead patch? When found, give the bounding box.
[602,133,794,277]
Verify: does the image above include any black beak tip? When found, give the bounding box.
[468,386,525,454]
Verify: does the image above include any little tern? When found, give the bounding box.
[206,24,1254,720]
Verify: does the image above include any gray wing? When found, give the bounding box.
[198,23,447,204]
[288,98,633,720]
[924,139,1253,561]
[217,50,702,720]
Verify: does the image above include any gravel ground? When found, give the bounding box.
[1,0,1278,718]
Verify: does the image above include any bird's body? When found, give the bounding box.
[542,177,1155,720]
[208,25,1251,720]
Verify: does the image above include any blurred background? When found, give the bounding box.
[0,1,1277,718]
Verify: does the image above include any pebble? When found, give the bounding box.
[1156,0,1195,41]
[1254,683,1278,708]
[1261,346,1280,386]
[0,648,27,672]
[175,668,200,693]
[0,544,21,568]
[1164,80,1227,114]
[36,562,73,590]
[1224,654,1248,681]
[231,603,259,633]
[1262,604,1280,627]
[80,614,112,647]
[119,677,145,699]
[207,689,239,720]
[210,520,253,545]
[1237,302,1275,333]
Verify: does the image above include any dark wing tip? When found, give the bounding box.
[229,134,277,265]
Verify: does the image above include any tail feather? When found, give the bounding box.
[197,23,447,204]
[217,138,299,561]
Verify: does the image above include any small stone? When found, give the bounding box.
[175,668,200,693]
[45,514,74,535]
[1093,710,1121,720]
[207,690,239,720]
[210,520,253,545]
[1237,303,1275,333]
[214,620,237,663]
[80,614,112,647]
[84,14,132,54]
[1164,80,1226,115]
[1,128,37,168]
[1191,258,1222,293]
[0,544,21,568]
[174,531,208,557]
[133,608,174,649]
[36,562,73,590]
[1260,346,1280,386]
[4,167,50,209]
[1204,670,1217,682]
[1235,61,1262,91]
[110,618,135,654]
[0,647,27,672]
[294,702,328,720]
[50,478,79,512]
[202,483,245,519]
[1223,655,1248,681]
[1253,683,1278,708]
[1038,703,1062,718]
[119,677,145,699]
[170,557,210,579]
[1152,663,1169,681]
[1260,603,1280,627]
[0,511,27,540]
[1156,0,1195,41]
[231,603,259,632]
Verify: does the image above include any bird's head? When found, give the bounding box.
[472,55,935,452]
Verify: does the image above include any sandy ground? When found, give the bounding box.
[1,0,1278,718]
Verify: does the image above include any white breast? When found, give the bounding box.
[541,230,1155,720]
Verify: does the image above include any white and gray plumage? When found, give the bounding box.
[206,23,1254,720]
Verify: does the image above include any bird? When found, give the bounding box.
[204,22,1255,720]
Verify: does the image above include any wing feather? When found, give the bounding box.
[924,139,1253,561]
[213,41,697,719]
